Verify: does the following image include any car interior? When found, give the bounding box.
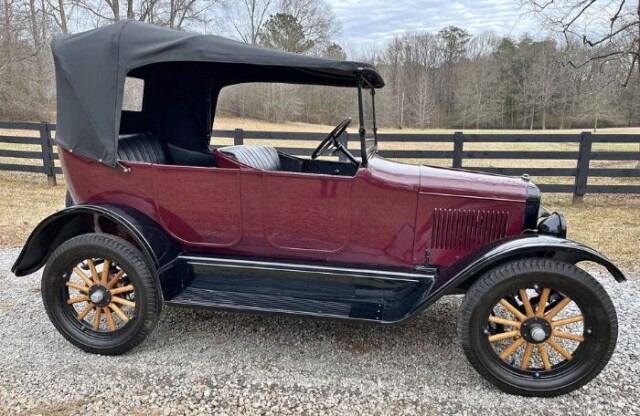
[116,74,358,177]
[116,133,358,177]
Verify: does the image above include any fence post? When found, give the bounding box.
[452,131,464,168]
[573,131,592,204]
[233,128,244,146]
[39,122,57,186]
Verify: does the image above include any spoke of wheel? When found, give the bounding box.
[553,330,585,342]
[488,330,520,343]
[110,285,134,296]
[65,281,89,293]
[552,315,584,328]
[499,299,527,322]
[77,304,94,321]
[547,338,573,361]
[93,307,102,330]
[536,288,551,317]
[519,289,535,317]
[521,343,534,370]
[488,315,521,328]
[104,307,116,331]
[538,344,551,370]
[101,259,110,285]
[67,295,89,304]
[109,304,129,323]
[87,259,100,283]
[111,296,135,308]
[499,338,525,360]
[73,267,94,287]
[545,297,572,320]
[107,270,126,289]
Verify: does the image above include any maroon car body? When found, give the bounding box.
[61,146,529,268]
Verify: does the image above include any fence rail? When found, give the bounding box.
[1,121,639,202]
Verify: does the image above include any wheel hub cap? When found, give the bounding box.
[90,291,103,303]
[520,317,552,344]
[88,285,112,308]
[530,326,546,342]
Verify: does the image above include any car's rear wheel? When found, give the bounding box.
[458,258,617,396]
[42,233,161,355]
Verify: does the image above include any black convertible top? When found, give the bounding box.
[52,20,384,166]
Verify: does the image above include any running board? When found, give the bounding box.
[162,255,436,323]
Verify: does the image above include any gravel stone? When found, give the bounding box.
[0,248,638,415]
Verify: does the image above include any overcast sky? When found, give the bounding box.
[326,0,537,43]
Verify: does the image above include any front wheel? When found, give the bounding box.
[458,259,617,396]
[42,233,162,355]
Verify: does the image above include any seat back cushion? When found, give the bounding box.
[166,143,216,167]
[117,133,167,164]
[217,145,281,171]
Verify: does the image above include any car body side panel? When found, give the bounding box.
[153,165,243,246]
[346,160,419,265]
[414,164,527,266]
[61,149,157,219]
[261,171,352,252]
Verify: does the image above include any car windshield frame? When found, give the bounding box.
[357,75,378,167]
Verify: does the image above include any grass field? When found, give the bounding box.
[1,118,638,275]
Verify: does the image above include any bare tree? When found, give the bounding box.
[521,0,640,86]
[437,26,470,123]
[455,33,501,129]
[47,0,75,33]
[277,0,338,50]
[224,0,272,44]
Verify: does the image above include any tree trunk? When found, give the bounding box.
[529,106,535,130]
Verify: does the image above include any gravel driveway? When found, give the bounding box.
[0,247,638,415]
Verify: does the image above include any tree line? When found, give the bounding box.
[1,0,639,131]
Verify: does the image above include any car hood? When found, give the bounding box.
[419,165,527,201]
[367,155,527,201]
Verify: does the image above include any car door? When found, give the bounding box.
[260,170,352,252]
[154,165,242,246]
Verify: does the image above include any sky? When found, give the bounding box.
[326,0,537,43]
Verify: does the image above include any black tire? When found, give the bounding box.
[42,233,161,355]
[64,190,74,208]
[458,258,617,397]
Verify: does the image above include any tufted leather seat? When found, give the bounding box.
[218,145,281,171]
[117,133,167,164]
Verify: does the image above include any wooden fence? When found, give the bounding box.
[1,121,639,202]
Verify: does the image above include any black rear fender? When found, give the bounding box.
[11,204,182,299]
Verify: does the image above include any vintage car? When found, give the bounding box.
[12,21,625,397]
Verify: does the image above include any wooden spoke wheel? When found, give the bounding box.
[42,233,161,355]
[486,286,585,372]
[65,258,136,332]
[458,259,617,397]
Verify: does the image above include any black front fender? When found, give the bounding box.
[406,234,626,319]
[11,204,181,278]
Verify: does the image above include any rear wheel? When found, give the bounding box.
[42,233,161,354]
[458,259,617,396]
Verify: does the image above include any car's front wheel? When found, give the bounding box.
[458,258,617,396]
[42,233,161,355]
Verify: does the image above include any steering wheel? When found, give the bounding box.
[311,118,358,165]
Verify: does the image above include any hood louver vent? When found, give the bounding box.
[431,208,509,250]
